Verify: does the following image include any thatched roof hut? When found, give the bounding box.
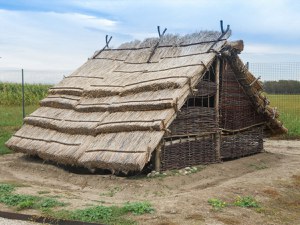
[6,28,287,173]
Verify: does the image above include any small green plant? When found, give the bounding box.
[234,196,260,208]
[208,198,227,210]
[36,198,66,209]
[53,202,154,224]
[123,201,154,215]
[17,200,35,210]
[70,205,113,223]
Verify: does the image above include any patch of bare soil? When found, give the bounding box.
[0,139,300,225]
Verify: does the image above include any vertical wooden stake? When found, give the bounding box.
[215,59,221,161]
[22,69,25,121]
[155,144,161,172]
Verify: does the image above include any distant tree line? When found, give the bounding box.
[263,80,300,94]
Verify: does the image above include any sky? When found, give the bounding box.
[0,0,300,83]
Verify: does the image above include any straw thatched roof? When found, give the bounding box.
[6,30,286,173]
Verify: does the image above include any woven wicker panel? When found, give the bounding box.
[221,126,264,159]
[168,107,217,135]
[161,135,217,171]
[220,62,265,130]
[194,80,217,96]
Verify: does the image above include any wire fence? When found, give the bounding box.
[249,62,300,81]
[0,63,299,84]
[248,62,300,136]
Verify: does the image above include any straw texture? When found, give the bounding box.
[6,31,230,173]
[5,30,286,173]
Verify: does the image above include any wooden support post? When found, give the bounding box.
[215,58,221,161]
[21,69,25,122]
[155,144,161,172]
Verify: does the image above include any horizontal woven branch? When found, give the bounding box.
[27,115,100,123]
[221,122,265,133]
[91,76,189,88]
[47,95,80,101]
[13,134,81,146]
[96,119,163,127]
[85,149,146,153]
[65,76,104,79]
[93,38,227,52]
[93,57,125,62]
[49,87,84,90]
[114,63,203,73]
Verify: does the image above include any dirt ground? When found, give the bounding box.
[0,139,299,225]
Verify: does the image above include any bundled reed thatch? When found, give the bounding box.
[6,30,286,173]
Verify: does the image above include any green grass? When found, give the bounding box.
[123,201,154,215]
[0,105,38,155]
[50,201,153,225]
[0,183,153,224]
[0,82,51,106]
[0,82,51,154]
[0,183,66,211]
[267,94,300,138]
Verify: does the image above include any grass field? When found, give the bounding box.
[0,82,50,154]
[267,94,300,138]
[0,105,38,155]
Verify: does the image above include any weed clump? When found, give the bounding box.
[234,196,260,208]
[208,198,227,210]
[123,201,154,215]
[208,196,260,211]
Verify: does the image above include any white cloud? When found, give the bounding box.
[0,9,119,71]
[47,12,117,30]
[1,0,300,82]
